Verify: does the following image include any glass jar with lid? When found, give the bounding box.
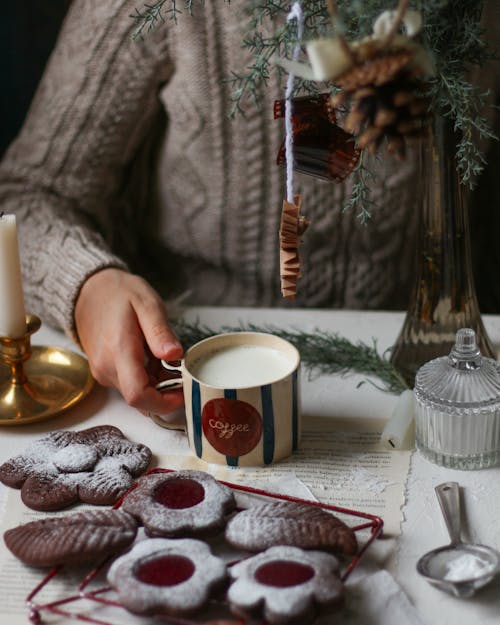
[414,328,500,470]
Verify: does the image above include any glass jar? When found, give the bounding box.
[414,328,500,470]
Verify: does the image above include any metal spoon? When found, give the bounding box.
[416,481,500,598]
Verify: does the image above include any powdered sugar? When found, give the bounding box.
[52,444,99,473]
[0,426,152,510]
[122,470,236,536]
[228,545,343,623]
[443,553,496,581]
[225,501,357,555]
[107,537,227,615]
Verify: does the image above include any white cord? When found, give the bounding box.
[285,2,304,203]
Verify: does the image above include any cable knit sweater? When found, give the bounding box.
[0,0,422,337]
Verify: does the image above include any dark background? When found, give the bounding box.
[0,1,72,158]
[1,1,499,313]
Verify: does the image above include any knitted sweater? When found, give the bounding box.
[0,0,421,337]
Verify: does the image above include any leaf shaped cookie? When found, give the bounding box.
[4,509,138,567]
[225,501,358,556]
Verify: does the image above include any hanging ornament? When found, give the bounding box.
[279,195,309,300]
[273,94,360,181]
[277,0,435,160]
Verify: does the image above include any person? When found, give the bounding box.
[0,0,494,419]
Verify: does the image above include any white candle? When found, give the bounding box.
[0,214,27,337]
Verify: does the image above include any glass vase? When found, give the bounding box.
[390,115,496,387]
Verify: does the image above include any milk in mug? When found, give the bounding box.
[189,344,294,387]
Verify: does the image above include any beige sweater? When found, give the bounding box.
[0,0,422,337]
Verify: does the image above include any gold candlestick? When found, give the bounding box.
[0,315,94,425]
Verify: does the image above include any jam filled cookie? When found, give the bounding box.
[225,501,358,556]
[107,537,227,616]
[228,545,344,625]
[0,426,152,511]
[122,470,236,537]
[4,509,138,567]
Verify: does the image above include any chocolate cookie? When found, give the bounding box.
[4,509,138,567]
[228,545,344,625]
[122,470,236,537]
[107,537,227,616]
[225,501,358,556]
[0,426,152,510]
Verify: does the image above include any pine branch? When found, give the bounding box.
[342,152,379,223]
[131,0,208,38]
[171,319,409,395]
[420,0,498,184]
[131,0,497,202]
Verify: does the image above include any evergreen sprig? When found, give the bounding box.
[130,0,203,38]
[342,153,379,223]
[172,319,409,394]
[131,0,497,209]
[420,0,497,186]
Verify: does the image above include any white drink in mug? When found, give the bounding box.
[190,344,294,388]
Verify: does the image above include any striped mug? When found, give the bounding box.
[158,332,301,466]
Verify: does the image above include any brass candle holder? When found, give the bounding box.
[0,315,94,425]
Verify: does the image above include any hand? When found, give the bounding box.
[75,268,184,416]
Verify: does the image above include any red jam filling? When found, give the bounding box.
[135,554,195,586]
[255,560,315,587]
[153,478,205,509]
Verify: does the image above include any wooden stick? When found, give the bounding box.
[380,0,410,48]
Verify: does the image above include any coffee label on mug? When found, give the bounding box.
[202,398,262,457]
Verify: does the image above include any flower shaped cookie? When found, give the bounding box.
[0,426,152,510]
[122,470,236,536]
[228,545,344,625]
[107,537,227,616]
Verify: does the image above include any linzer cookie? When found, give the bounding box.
[228,545,344,625]
[107,537,227,616]
[0,426,152,511]
[122,470,235,537]
[4,509,138,567]
[225,501,358,556]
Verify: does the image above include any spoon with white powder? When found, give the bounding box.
[416,481,500,598]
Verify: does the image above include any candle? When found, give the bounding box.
[0,214,27,337]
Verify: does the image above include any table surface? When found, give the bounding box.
[1,305,500,625]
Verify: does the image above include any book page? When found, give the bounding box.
[212,416,411,537]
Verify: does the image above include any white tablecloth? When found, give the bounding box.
[1,306,500,625]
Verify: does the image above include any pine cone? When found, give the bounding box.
[336,49,413,91]
[331,46,432,159]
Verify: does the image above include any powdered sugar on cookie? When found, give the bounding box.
[122,470,236,537]
[228,545,344,625]
[225,501,358,556]
[0,426,152,510]
[107,537,227,616]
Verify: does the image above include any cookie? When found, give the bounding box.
[228,545,344,625]
[107,537,227,616]
[225,501,358,556]
[122,470,236,537]
[4,509,138,567]
[0,426,152,511]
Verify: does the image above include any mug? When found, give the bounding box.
[157,332,301,467]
